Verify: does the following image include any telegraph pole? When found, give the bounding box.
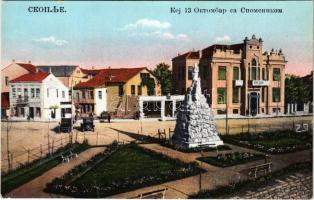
[6,119,11,170]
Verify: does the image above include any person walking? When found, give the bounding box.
[108,113,111,123]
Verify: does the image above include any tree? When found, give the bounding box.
[285,74,311,105]
[153,63,172,95]
[141,75,155,96]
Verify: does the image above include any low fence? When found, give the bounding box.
[2,135,72,172]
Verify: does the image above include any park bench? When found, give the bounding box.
[248,162,272,179]
[137,188,168,199]
[61,151,78,163]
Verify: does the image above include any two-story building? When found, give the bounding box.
[1,62,38,117]
[74,67,161,118]
[9,70,69,120]
[172,35,286,116]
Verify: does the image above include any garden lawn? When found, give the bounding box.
[197,153,265,168]
[48,144,202,197]
[1,142,89,195]
[221,131,312,154]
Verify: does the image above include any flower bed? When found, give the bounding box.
[45,143,204,198]
[161,142,232,153]
[1,140,90,195]
[221,131,312,154]
[197,152,265,168]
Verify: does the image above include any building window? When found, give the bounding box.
[188,66,193,80]
[131,85,135,96]
[12,88,16,98]
[36,107,41,117]
[36,88,40,98]
[119,85,124,96]
[62,91,65,98]
[232,87,240,103]
[262,68,266,80]
[47,88,49,97]
[16,88,21,97]
[272,88,280,102]
[217,87,226,104]
[262,87,265,103]
[56,89,58,98]
[233,109,239,114]
[31,88,35,98]
[233,67,239,80]
[24,88,28,97]
[82,91,86,99]
[5,76,9,86]
[90,91,94,99]
[273,68,281,81]
[76,92,80,100]
[218,66,226,80]
[138,85,142,95]
[272,108,281,113]
[251,59,257,80]
[251,67,257,80]
[217,109,226,114]
[98,91,102,99]
[140,73,149,79]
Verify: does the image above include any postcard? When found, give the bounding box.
[1,1,313,199]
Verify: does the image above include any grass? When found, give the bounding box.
[197,152,265,168]
[45,143,203,197]
[1,141,90,195]
[221,131,312,154]
[189,162,312,199]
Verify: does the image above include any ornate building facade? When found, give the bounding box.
[172,35,286,116]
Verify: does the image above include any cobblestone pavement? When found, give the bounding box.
[230,169,312,199]
[4,147,106,198]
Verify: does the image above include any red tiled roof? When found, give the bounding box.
[10,72,50,83]
[74,67,146,89]
[16,63,38,73]
[1,92,9,109]
[80,68,103,75]
[172,51,200,60]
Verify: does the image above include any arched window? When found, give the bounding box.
[251,58,257,80]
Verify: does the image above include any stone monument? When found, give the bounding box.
[171,64,223,148]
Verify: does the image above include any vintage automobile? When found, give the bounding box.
[80,117,95,132]
[59,118,73,133]
[99,111,109,122]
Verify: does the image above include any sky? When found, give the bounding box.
[1,1,313,76]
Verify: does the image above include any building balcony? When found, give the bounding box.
[250,80,269,86]
[233,80,243,87]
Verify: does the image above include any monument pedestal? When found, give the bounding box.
[171,64,223,149]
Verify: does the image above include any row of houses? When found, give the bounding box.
[1,62,161,120]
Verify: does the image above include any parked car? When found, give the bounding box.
[80,117,95,132]
[99,111,109,122]
[59,118,73,133]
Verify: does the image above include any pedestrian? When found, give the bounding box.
[108,113,111,123]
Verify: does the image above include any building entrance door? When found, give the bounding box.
[29,107,34,119]
[249,92,259,116]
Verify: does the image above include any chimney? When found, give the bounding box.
[49,67,52,73]
[199,50,202,58]
[12,59,15,63]
[28,60,31,64]
[36,68,39,73]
